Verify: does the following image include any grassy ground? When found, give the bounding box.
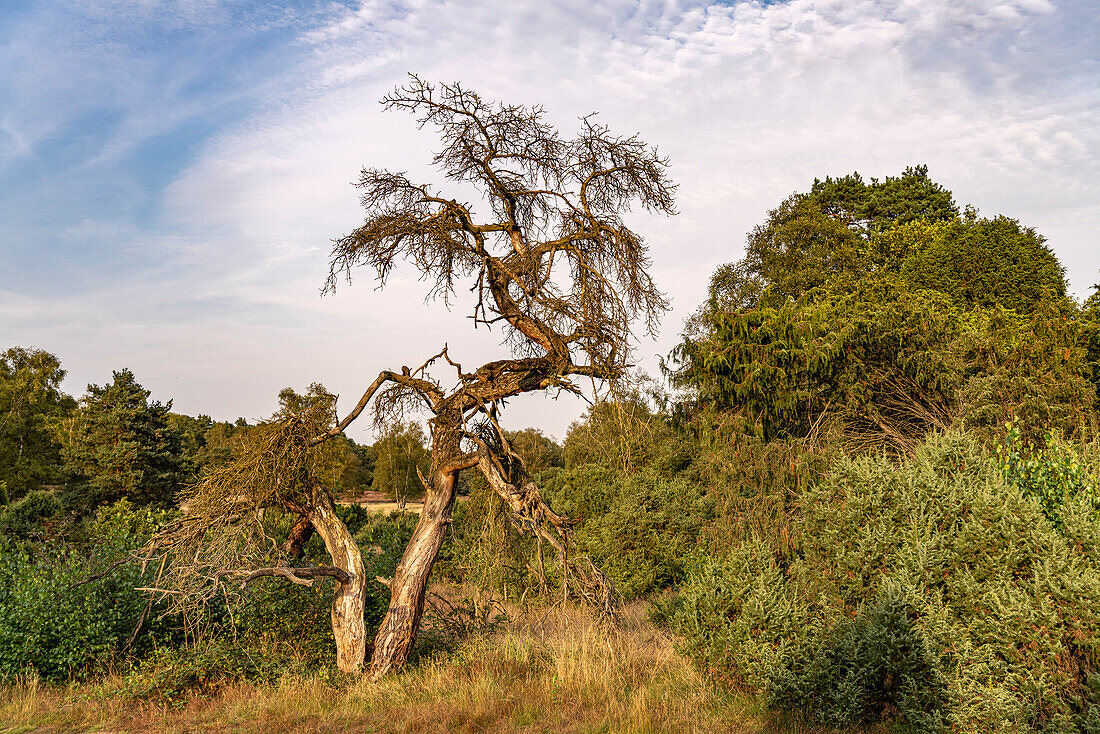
[0,603,843,734]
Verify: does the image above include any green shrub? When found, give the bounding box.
[771,594,946,731]
[995,422,1099,525]
[119,637,296,701]
[0,489,61,539]
[544,465,713,599]
[0,500,170,681]
[668,432,1100,732]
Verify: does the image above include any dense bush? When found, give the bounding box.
[677,410,834,553]
[0,496,417,687]
[667,432,1100,732]
[544,465,713,599]
[0,501,170,681]
[771,594,947,730]
[0,489,61,539]
[437,460,710,601]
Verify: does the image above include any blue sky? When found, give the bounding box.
[2,0,1098,441]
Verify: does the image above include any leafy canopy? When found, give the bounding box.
[674,167,1090,449]
[0,347,75,500]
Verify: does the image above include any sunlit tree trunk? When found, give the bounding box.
[310,489,369,673]
[369,414,465,678]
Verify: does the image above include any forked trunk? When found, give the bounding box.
[369,422,462,678]
[309,490,369,673]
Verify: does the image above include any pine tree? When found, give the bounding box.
[64,369,185,509]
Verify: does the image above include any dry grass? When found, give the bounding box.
[0,604,840,734]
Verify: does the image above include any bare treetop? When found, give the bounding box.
[141,79,675,678]
[326,75,676,381]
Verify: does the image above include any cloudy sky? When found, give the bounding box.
[1,0,1097,442]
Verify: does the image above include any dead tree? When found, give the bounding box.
[321,76,676,677]
[141,76,674,677]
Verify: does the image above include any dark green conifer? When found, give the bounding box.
[64,368,185,509]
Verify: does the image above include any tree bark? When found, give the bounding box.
[309,490,369,673]
[281,513,315,557]
[369,417,467,679]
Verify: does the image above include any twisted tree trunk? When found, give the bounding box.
[309,489,369,673]
[369,412,472,678]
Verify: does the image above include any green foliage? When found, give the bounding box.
[667,433,1100,732]
[564,384,690,472]
[115,507,416,698]
[1082,283,1100,396]
[674,283,967,447]
[435,475,543,596]
[956,301,1098,442]
[0,347,75,501]
[810,164,959,234]
[352,510,419,625]
[232,507,415,655]
[677,410,832,553]
[227,575,337,670]
[63,369,186,510]
[543,466,713,599]
[900,211,1066,313]
[194,419,248,470]
[738,193,865,306]
[371,421,430,503]
[119,637,293,701]
[677,167,1088,452]
[675,280,1097,449]
[166,413,253,481]
[441,400,705,602]
[707,165,957,311]
[0,489,61,539]
[274,384,373,499]
[504,428,563,474]
[0,500,170,682]
[439,459,710,602]
[996,422,1099,526]
[771,595,947,731]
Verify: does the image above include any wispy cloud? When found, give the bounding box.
[2,0,1097,439]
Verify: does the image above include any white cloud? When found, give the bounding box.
[4,0,1098,441]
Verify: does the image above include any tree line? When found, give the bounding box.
[0,355,464,522]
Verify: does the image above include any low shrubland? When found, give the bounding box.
[0,500,172,681]
[0,499,417,690]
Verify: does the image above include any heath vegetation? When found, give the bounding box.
[2,81,1100,733]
